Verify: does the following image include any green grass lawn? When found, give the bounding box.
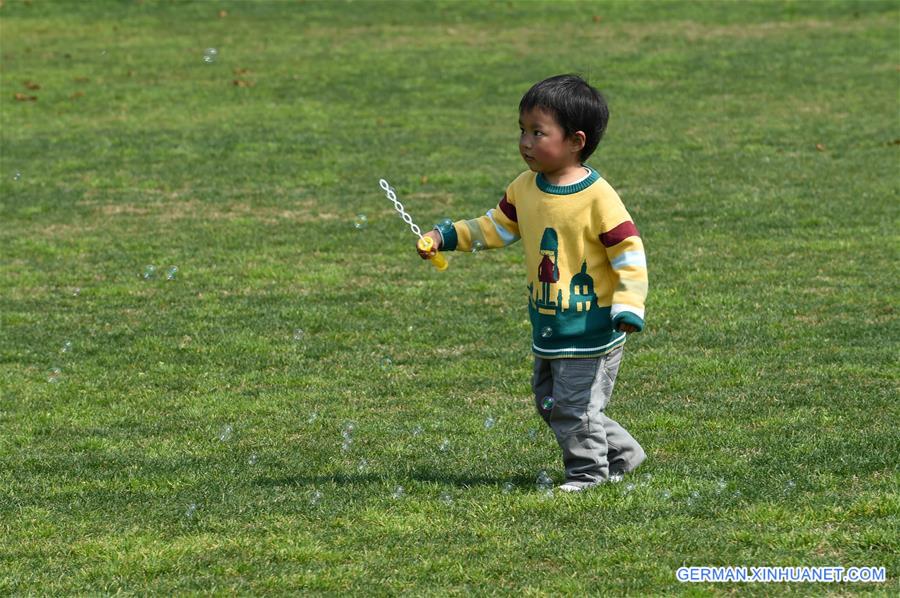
[1,0,898,594]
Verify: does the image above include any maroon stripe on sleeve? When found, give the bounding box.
[498,194,517,222]
[599,220,639,247]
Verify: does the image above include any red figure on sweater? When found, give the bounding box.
[539,254,558,283]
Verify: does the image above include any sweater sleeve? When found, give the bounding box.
[599,212,648,332]
[435,191,520,252]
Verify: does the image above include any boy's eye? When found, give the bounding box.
[534,130,544,137]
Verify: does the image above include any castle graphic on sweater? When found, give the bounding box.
[436,167,648,359]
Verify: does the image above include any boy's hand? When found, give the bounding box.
[417,229,442,259]
[616,323,638,333]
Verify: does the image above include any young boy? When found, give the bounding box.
[418,74,647,492]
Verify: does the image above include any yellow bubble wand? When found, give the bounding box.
[378,178,448,271]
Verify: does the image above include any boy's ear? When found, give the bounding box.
[570,130,587,153]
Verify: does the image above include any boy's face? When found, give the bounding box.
[518,107,584,175]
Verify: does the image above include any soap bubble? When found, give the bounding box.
[247,453,258,466]
[411,425,423,436]
[293,328,305,342]
[624,483,636,493]
[60,341,72,354]
[166,266,178,281]
[686,490,700,506]
[784,479,796,494]
[527,428,538,440]
[47,367,62,383]
[641,472,653,484]
[357,459,368,472]
[307,411,318,424]
[309,490,323,506]
[392,485,405,499]
[439,491,453,505]
[219,424,233,442]
[502,482,514,493]
[13,171,21,181]
[715,479,727,494]
[471,240,484,253]
[353,214,368,229]
[483,417,495,429]
[142,265,157,279]
[72,287,81,297]
[439,438,450,452]
[540,396,554,411]
[437,218,453,229]
[732,490,743,500]
[185,503,197,519]
[608,473,623,484]
[202,48,218,63]
[659,489,671,500]
[540,326,553,338]
[340,421,355,451]
[536,470,552,490]
[380,356,393,369]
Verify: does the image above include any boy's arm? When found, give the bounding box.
[600,217,648,332]
[434,193,520,252]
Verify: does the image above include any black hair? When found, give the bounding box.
[519,74,609,161]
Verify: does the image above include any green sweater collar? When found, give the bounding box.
[536,165,600,195]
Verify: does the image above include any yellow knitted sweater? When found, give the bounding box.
[437,167,648,358]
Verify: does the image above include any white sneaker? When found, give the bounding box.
[557,482,598,492]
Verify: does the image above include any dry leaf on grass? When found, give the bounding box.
[14,93,37,101]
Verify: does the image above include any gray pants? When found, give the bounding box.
[532,346,645,486]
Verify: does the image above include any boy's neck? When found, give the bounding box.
[540,164,589,186]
